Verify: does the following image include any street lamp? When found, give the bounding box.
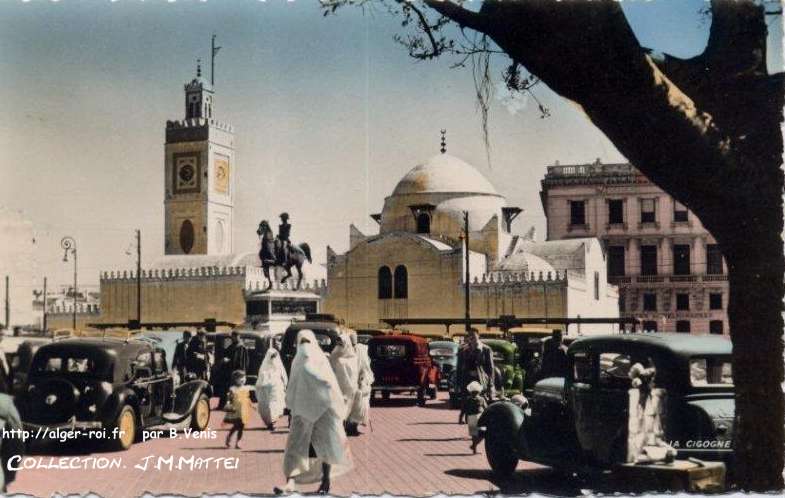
[60,236,77,332]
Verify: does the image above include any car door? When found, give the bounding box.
[151,349,173,419]
[570,349,634,464]
[133,350,155,424]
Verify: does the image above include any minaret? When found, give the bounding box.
[164,52,235,256]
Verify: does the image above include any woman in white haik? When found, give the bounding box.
[255,344,288,431]
[329,331,358,431]
[275,329,352,495]
[346,332,374,436]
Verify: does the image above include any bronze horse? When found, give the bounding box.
[257,220,312,290]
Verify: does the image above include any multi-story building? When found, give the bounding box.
[540,159,728,335]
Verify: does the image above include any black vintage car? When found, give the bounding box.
[281,315,348,375]
[17,338,212,451]
[480,333,735,477]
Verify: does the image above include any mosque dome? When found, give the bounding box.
[392,154,499,196]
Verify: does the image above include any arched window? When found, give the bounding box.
[416,212,431,234]
[378,266,392,299]
[394,265,408,299]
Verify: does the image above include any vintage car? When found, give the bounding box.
[281,314,350,374]
[484,339,525,396]
[8,339,51,396]
[209,331,270,399]
[428,340,458,390]
[17,338,212,451]
[368,334,439,405]
[479,333,734,478]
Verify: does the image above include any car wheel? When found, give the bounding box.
[428,387,437,400]
[485,422,519,478]
[190,394,211,431]
[113,405,137,451]
[416,389,426,406]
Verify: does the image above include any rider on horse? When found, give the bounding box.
[277,212,291,267]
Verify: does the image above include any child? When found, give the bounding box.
[464,381,487,454]
[224,370,252,449]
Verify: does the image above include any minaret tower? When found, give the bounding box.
[164,50,235,256]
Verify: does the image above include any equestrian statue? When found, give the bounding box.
[257,213,312,290]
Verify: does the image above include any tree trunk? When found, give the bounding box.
[723,222,785,491]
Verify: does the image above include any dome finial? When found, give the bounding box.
[197,58,202,78]
[440,129,447,154]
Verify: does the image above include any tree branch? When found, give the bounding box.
[423,0,491,34]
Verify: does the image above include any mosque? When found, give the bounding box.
[44,60,619,336]
[323,151,620,336]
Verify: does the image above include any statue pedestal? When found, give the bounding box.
[616,459,726,493]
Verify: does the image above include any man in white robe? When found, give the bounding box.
[255,347,288,430]
[347,332,374,436]
[275,330,352,495]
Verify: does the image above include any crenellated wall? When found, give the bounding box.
[97,265,328,327]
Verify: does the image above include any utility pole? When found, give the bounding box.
[42,277,48,333]
[464,211,470,333]
[4,275,9,332]
[136,229,141,326]
[211,34,221,87]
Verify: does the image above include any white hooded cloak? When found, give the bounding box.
[283,329,352,483]
[348,342,374,425]
[329,332,359,416]
[255,347,288,427]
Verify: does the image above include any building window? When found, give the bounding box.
[394,265,408,299]
[642,320,658,333]
[607,246,625,277]
[709,293,723,310]
[710,320,724,335]
[673,200,688,222]
[640,245,658,276]
[643,293,657,311]
[676,320,691,333]
[378,266,392,299]
[706,244,724,275]
[640,198,656,223]
[608,199,624,225]
[594,272,599,300]
[570,200,586,226]
[416,212,431,234]
[673,244,691,275]
[676,293,690,310]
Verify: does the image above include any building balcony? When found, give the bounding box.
[608,276,631,284]
[703,274,727,282]
[567,223,591,232]
[637,275,665,283]
[670,275,698,283]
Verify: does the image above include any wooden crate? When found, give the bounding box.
[616,459,726,493]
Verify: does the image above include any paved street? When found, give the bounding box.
[9,393,577,497]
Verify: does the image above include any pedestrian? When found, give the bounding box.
[218,331,249,409]
[255,346,288,430]
[456,328,495,424]
[329,331,358,433]
[0,391,23,493]
[464,381,488,454]
[223,370,252,449]
[172,330,192,383]
[187,330,210,381]
[275,330,351,495]
[346,332,374,436]
[539,329,569,380]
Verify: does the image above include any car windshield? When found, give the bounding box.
[430,348,455,357]
[32,353,105,377]
[374,343,407,359]
[690,357,733,387]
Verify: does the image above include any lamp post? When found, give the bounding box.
[60,236,77,331]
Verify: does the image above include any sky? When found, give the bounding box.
[0,0,782,295]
